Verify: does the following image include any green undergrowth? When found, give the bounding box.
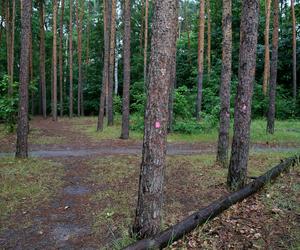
[87,152,298,249]
[69,117,300,144]
[0,158,64,231]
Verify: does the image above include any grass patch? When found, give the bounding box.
[0,124,12,140]
[69,117,300,144]
[71,116,143,141]
[29,128,65,145]
[0,158,64,231]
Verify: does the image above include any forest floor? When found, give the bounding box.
[0,116,299,249]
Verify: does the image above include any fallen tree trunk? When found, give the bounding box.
[124,155,300,250]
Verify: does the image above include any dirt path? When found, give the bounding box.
[0,157,100,249]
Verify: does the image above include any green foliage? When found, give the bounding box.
[130,81,146,115]
[0,75,19,131]
[173,86,194,119]
[113,95,122,115]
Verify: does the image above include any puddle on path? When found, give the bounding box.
[63,185,91,196]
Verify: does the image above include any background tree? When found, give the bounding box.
[216,0,232,168]
[69,0,73,117]
[120,0,131,139]
[291,0,297,101]
[39,0,46,118]
[196,0,205,121]
[97,0,109,131]
[207,0,211,75]
[59,0,65,117]
[52,0,58,121]
[16,0,31,158]
[143,0,149,84]
[267,0,279,134]
[107,0,116,126]
[132,0,178,238]
[76,0,84,116]
[227,0,259,191]
[263,0,271,95]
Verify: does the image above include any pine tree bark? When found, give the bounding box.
[120,0,131,139]
[168,21,178,133]
[59,0,65,117]
[6,0,15,95]
[207,0,211,75]
[291,0,297,100]
[263,0,271,95]
[29,0,33,115]
[267,0,279,134]
[0,0,4,44]
[97,0,110,131]
[6,0,10,84]
[107,0,116,126]
[132,0,178,238]
[143,0,149,84]
[216,0,232,168]
[227,0,259,191]
[69,0,73,117]
[16,0,31,158]
[114,38,119,95]
[76,0,83,116]
[196,0,205,121]
[139,0,145,54]
[39,0,46,118]
[10,0,15,93]
[52,0,58,121]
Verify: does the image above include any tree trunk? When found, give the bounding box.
[114,38,119,95]
[59,0,65,117]
[120,0,131,139]
[6,0,11,88]
[216,0,232,168]
[0,0,4,44]
[132,0,178,238]
[267,0,279,134]
[207,0,211,75]
[168,27,178,133]
[263,0,271,95]
[139,0,145,54]
[29,0,33,115]
[227,0,259,191]
[76,0,83,116]
[97,0,110,131]
[125,155,299,250]
[16,0,31,158]
[6,0,15,95]
[291,0,297,101]
[52,0,58,121]
[143,0,149,84]
[196,0,205,121]
[39,0,46,118]
[10,0,15,93]
[107,0,116,126]
[69,0,73,117]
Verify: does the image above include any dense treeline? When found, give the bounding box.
[0,0,298,125]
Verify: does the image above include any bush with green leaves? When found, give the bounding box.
[0,75,19,131]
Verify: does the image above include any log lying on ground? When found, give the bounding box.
[124,155,300,250]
